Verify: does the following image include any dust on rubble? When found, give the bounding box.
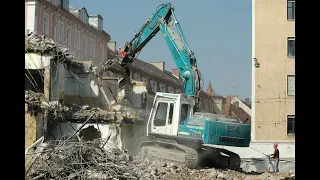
[132,155,294,180]
[26,138,295,180]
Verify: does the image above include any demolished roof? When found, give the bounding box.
[25,32,125,75]
[26,32,75,60]
[25,90,141,123]
[25,32,93,73]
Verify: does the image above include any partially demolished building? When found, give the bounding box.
[25,32,143,164]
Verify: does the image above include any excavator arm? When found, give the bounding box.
[119,2,203,104]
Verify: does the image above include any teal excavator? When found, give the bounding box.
[107,3,251,169]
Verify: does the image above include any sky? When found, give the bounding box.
[70,0,252,99]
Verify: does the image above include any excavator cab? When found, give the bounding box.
[147,92,194,137]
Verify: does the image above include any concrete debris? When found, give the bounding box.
[25,90,45,104]
[26,31,126,76]
[25,31,75,61]
[128,155,295,180]
[26,138,295,180]
[25,90,142,123]
[26,139,138,180]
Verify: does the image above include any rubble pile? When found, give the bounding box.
[27,139,295,180]
[46,102,141,122]
[26,31,126,76]
[25,90,45,105]
[27,139,138,180]
[131,156,295,180]
[25,31,75,62]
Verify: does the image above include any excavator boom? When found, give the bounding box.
[119,3,202,105]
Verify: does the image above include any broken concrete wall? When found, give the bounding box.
[51,62,66,102]
[121,122,149,156]
[101,77,119,105]
[50,123,123,151]
[63,71,101,107]
[25,103,44,150]
[25,103,36,150]
[26,52,105,107]
[118,80,150,121]
[50,121,149,156]
[50,60,103,107]
[128,81,148,109]
[25,53,51,99]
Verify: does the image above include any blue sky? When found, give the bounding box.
[70,0,252,99]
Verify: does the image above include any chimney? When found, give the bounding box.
[226,96,231,106]
[224,96,232,116]
[150,62,165,71]
[245,98,250,105]
[172,68,179,79]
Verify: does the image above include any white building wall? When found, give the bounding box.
[251,0,256,142]
[50,122,149,156]
[25,53,51,69]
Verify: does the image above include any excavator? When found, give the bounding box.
[106,2,251,169]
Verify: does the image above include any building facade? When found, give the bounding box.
[252,0,295,142]
[129,61,182,95]
[119,60,183,121]
[25,0,110,66]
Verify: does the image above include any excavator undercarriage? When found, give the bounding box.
[138,135,242,170]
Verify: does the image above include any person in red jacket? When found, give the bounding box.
[268,144,280,172]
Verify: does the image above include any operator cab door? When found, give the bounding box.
[151,100,176,135]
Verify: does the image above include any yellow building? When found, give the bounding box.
[252,0,295,142]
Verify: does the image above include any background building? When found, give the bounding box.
[252,0,295,142]
[25,0,110,66]
[25,0,119,108]
[119,60,184,121]
[211,0,295,172]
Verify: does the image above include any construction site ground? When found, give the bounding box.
[26,139,295,180]
[133,156,294,180]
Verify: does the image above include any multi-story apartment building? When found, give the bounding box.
[25,0,110,65]
[217,0,295,172]
[252,0,295,142]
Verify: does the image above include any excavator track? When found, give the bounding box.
[139,140,199,169]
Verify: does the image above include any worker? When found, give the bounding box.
[268,144,280,172]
